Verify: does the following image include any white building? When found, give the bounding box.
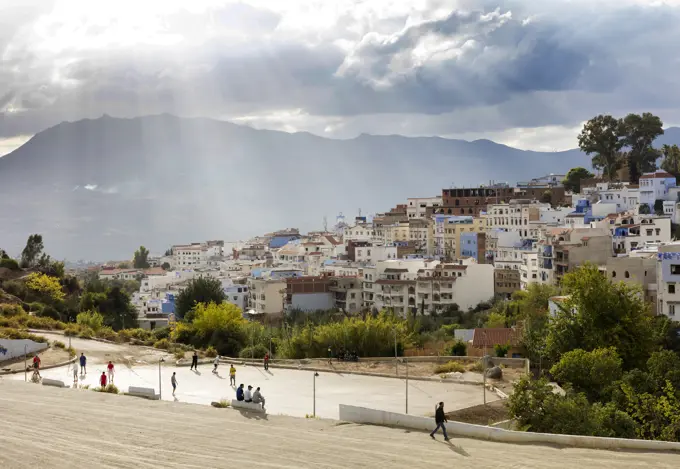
[486,200,549,240]
[656,242,680,319]
[594,212,671,254]
[407,196,442,219]
[344,223,377,242]
[355,244,398,263]
[520,251,539,290]
[639,171,677,211]
[223,279,249,312]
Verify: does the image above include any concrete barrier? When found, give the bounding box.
[0,339,49,362]
[126,386,159,400]
[338,405,680,452]
[42,379,66,388]
[231,400,265,413]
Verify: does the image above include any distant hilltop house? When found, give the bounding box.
[98,267,166,281]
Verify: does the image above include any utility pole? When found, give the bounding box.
[313,372,319,417]
[24,344,27,382]
[394,328,398,377]
[158,357,165,400]
[483,331,487,406]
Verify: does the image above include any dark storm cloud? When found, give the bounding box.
[1,1,680,139]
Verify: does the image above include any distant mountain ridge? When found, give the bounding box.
[0,114,677,260]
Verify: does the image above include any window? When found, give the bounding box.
[671,265,680,275]
[656,228,661,235]
[625,271,630,278]
[646,229,653,236]
[670,304,676,316]
[612,271,617,278]
[670,284,676,294]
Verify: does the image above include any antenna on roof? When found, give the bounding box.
[358,208,362,217]
[323,216,328,232]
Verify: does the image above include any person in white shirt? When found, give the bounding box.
[213,356,220,374]
[244,385,253,402]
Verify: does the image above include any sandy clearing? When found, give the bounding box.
[0,380,677,469]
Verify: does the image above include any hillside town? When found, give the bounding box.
[88,170,680,333]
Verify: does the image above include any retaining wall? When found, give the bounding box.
[338,405,680,452]
[0,339,48,362]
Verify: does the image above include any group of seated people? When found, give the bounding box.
[235,383,265,408]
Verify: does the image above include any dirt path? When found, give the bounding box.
[0,380,677,469]
[0,346,71,373]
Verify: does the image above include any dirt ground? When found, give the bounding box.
[446,400,510,425]
[1,380,677,469]
[0,346,71,373]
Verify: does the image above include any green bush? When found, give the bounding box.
[212,399,230,408]
[66,346,76,357]
[174,350,186,360]
[27,302,44,314]
[205,346,218,358]
[449,339,467,356]
[38,305,61,321]
[0,327,48,343]
[95,326,119,342]
[25,315,62,330]
[434,360,466,374]
[0,258,20,270]
[239,344,268,359]
[494,344,510,358]
[64,325,79,337]
[77,327,94,339]
[153,338,170,350]
[0,316,22,329]
[95,384,119,394]
[152,327,171,341]
[76,310,104,332]
[53,340,66,349]
[0,304,25,317]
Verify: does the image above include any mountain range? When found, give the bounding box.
[2,114,680,261]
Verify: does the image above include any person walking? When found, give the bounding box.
[106,361,115,384]
[171,372,178,396]
[229,364,236,386]
[212,356,220,374]
[263,353,270,371]
[327,346,332,365]
[430,402,449,441]
[99,372,107,389]
[32,355,41,380]
[79,353,87,375]
[190,351,199,371]
[72,362,79,386]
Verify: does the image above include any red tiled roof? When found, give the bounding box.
[472,328,519,347]
[143,267,166,276]
[324,235,341,246]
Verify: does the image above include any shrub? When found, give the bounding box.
[449,339,467,356]
[174,350,186,360]
[64,325,80,337]
[434,361,466,374]
[205,346,218,358]
[468,361,484,373]
[0,304,26,317]
[95,384,119,394]
[494,344,510,358]
[76,310,104,332]
[0,328,48,343]
[66,346,76,357]
[95,326,119,342]
[239,344,268,359]
[27,302,44,314]
[26,315,61,330]
[170,322,197,345]
[152,327,171,341]
[0,316,22,329]
[212,400,230,408]
[153,338,171,350]
[38,305,61,321]
[0,258,20,270]
[78,327,94,339]
[53,340,66,349]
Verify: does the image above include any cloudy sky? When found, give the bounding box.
[2,0,680,156]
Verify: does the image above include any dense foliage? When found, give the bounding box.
[175,277,226,321]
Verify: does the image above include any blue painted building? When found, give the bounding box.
[269,234,301,249]
[461,232,481,261]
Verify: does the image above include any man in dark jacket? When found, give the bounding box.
[236,384,245,401]
[430,402,449,441]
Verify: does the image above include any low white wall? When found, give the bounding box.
[338,405,680,452]
[0,339,48,362]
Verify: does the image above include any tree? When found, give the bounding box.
[578,115,624,181]
[546,264,654,370]
[118,262,131,269]
[191,302,245,337]
[620,113,664,184]
[485,311,507,328]
[20,234,44,268]
[133,246,150,269]
[622,381,680,441]
[161,262,171,271]
[549,347,623,402]
[654,199,665,216]
[0,248,9,259]
[563,167,595,193]
[540,190,552,204]
[76,310,105,332]
[25,272,65,302]
[638,204,651,215]
[98,286,138,330]
[661,144,680,180]
[175,277,226,321]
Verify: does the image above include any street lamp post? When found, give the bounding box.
[394,328,398,377]
[313,372,319,417]
[158,358,165,399]
[24,344,27,382]
[405,357,409,414]
[482,331,487,406]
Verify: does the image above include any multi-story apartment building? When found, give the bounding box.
[383,221,410,245]
[656,242,680,318]
[247,268,303,315]
[594,212,671,254]
[520,251,540,290]
[343,222,377,242]
[460,232,487,263]
[551,228,613,283]
[494,268,521,298]
[582,182,640,212]
[362,259,494,316]
[438,184,515,217]
[408,218,430,252]
[605,255,657,313]
[639,171,677,211]
[328,276,362,313]
[486,200,548,240]
[407,196,442,219]
[429,215,485,259]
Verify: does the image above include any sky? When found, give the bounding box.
[2,0,680,156]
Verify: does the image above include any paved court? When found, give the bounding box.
[12,360,496,419]
[0,380,676,469]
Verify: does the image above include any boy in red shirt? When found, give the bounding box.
[32,355,42,379]
[100,371,107,388]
